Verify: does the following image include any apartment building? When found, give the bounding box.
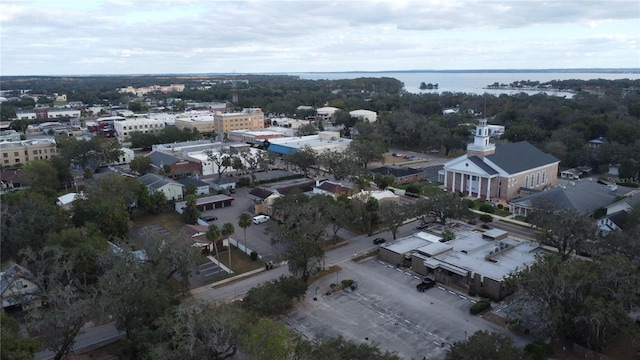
[16,107,82,121]
[174,111,216,135]
[214,108,264,135]
[0,139,57,167]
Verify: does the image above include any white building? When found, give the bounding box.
[349,109,377,123]
[113,117,167,142]
[187,146,266,176]
[112,148,135,165]
[315,107,340,122]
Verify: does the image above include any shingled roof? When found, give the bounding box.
[487,142,559,175]
[371,165,425,178]
[147,151,181,167]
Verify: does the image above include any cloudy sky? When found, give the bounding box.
[1,0,639,76]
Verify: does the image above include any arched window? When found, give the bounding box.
[525,175,529,188]
[536,172,540,185]
[542,171,546,184]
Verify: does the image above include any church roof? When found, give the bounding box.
[487,142,559,174]
[467,156,499,175]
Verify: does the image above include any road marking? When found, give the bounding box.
[413,275,421,280]
[448,290,456,295]
[458,295,467,300]
[404,271,412,276]
[404,319,411,324]
[438,286,446,291]
[378,261,385,265]
[395,268,403,272]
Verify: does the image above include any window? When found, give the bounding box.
[525,176,529,188]
[2,153,6,158]
[542,171,546,184]
[536,172,540,185]
[13,152,18,156]
[33,150,38,155]
[3,160,8,164]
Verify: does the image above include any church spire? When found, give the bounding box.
[467,118,496,158]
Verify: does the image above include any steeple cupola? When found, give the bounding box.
[466,118,496,158]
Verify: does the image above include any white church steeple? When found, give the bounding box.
[467,118,496,158]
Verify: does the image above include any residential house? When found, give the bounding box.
[176,177,210,196]
[349,189,400,205]
[138,173,185,202]
[312,179,354,198]
[209,176,237,192]
[509,178,634,217]
[175,194,234,213]
[371,165,427,185]
[247,178,316,218]
[56,192,86,210]
[0,169,22,190]
[1,264,41,310]
[147,151,203,179]
[442,119,560,203]
[596,190,640,236]
[560,168,582,180]
[588,137,607,148]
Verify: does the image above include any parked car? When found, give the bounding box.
[416,278,436,292]
[415,222,429,230]
[201,215,218,222]
[373,237,386,245]
[253,215,270,224]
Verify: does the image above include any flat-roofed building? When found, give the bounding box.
[113,117,167,142]
[0,139,57,168]
[227,129,285,144]
[315,107,340,122]
[349,109,377,122]
[267,131,351,155]
[214,108,264,135]
[174,111,216,135]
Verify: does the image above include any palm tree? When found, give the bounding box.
[206,224,221,261]
[221,222,235,270]
[238,213,252,255]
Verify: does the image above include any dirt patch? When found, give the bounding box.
[481,311,507,328]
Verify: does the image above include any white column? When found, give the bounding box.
[451,171,456,192]
[486,176,491,201]
[468,175,472,196]
[477,176,482,199]
[444,170,448,190]
[460,173,464,193]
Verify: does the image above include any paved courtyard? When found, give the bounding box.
[282,258,532,360]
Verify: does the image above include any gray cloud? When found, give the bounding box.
[1,0,638,75]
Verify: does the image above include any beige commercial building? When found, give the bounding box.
[0,139,57,168]
[215,108,264,135]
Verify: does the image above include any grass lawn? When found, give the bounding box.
[213,246,264,278]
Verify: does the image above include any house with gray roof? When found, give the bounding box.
[147,151,203,179]
[443,119,560,202]
[508,178,635,217]
[370,165,427,185]
[138,173,184,202]
[176,177,210,196]
[596,190,640,236]
[1,263,41,310]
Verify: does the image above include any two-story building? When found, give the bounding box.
[0,139,57,168]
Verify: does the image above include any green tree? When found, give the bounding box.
[373,173,395,190]
[295,335,402,360]
[8,119,29,134]
[149,303,248,360]
[238,213,252,254]
[284,145,317,177]
[242,317,297,360]
[508,254,639,351]
[378,201,410,239]
[0,312,39,360]
[445,330,530,360]
[348,133,387,168]
[204,148,232,179]
[129,156,153,174]
[423,192,470,225]
[21,247,100,360]
[207,223,221,260]
[317,149,359,180]
[221,222,235,269]
[20,159,59,196]
[241,150,270,186]
[181,194,200,224]
[295,123,318,136]
[271,193,328,282]
[1,191,70,261]
[527,204,595,261]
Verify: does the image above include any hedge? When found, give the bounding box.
[470,300,491,315]
[479,203,495,213]
[479,214,493,223]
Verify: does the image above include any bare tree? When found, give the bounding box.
[204,148,232,179]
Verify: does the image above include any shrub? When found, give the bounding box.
[442,229,456,242]
[467,200,475,208]
[524,340,554,360]
[237,177,251,187]
[330,283,337,289]
[250,251,259,261]
[468,288,477,297]
[341,279,355,287]
[479,214,493,223]
[406,184,420,194]
[470,300,491,315]
[496,204,504,210]
[479,203,495,213]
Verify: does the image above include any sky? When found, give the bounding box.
[1,0,639,76]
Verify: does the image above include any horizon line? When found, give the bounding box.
[2,67,640,78]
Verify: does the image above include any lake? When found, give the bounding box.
[290,71,640,97]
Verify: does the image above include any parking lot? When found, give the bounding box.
[282,258,531,360]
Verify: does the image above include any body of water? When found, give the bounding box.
[291,71,640,97]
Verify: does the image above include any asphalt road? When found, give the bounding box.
[35,322,123,360]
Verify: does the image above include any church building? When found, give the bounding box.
[442,119,560,202]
